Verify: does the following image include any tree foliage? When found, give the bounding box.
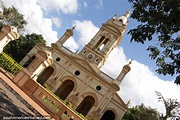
[155,91,180,119]
[122,93,180,120]
[3,33,46,62]
[122,103,160,120]
[128,0,180,84]
[0,1,27,32]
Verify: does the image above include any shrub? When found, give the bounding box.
[0,52,22,75]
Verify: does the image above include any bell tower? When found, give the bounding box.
[78,10,130,68]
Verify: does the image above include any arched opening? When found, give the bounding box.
[76,96,95,116]
[100,110,115,120]
[55,80,74,100]
[99,38,109,51]
[94,36,105,49]
[94,36,109,52]
[23,55,36,68]
[37,66,54,85]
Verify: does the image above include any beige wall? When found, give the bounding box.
[19,12,131,119]
[20,45,128,120]
[0,25,18,53]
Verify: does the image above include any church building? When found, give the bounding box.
[19,10,131,120]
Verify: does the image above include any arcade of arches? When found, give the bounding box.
[8,10,132,119]
[35,66,117,119]
[28,62,117,119]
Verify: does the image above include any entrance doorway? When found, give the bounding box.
[76,96,95,116]
[37,66,54,85]
[23,55,36,68]
[55,80,74,100]
[100,110,115,120]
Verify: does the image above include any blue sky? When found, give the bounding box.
[2,0,179,116]
[52,0,174,81]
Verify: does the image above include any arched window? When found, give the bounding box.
[100,110,115,120]
[94,36,109,52]
[55,80,74,100]
[76,96,95,116]
[37,66,54,85]
[99,38,109,51]
[94,36,105,49]
[23,55,36,68]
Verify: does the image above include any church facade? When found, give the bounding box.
[19,11,131,120]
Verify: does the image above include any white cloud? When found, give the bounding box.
[83,2,88,8]
[72,19,180,115]
[37,0,78,14]
[51,16,61,28]
[100,45,180,115]
[2,0,180,117]
[63,37,79,52]
[2,0,58,45]
[118,60,180,114]
[95,0,103,9]
[73,20,99,45]
[101,47,128,78]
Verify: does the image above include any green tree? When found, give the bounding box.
[128,0,180,85]
[0,1,27,32]
[155,91,180,120]
[122,104,160,120]
[3,33,46,62]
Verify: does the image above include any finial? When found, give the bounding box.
[72,25,76,30]
[126,100,131,107]
[124,10,130,18]
[128,59,132,65]
[118,10,130,25]
[65,25,75,36]
[112,14,117,19]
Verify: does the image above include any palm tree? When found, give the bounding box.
[155,91,180,120]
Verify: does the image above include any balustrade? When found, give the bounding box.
[12,69,85,120]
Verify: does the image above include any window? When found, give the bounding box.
[95,36,105,49]
[83,50,87,54]
[96,86,101,91]
[88,54,93,60]
[74,70,80,76]
[96,58,99,62]
[95,36,109,51]
[56,57,60,62]
[99,38,109,51]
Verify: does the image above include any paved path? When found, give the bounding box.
[0,70,52,119]
[0,82,35,117]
